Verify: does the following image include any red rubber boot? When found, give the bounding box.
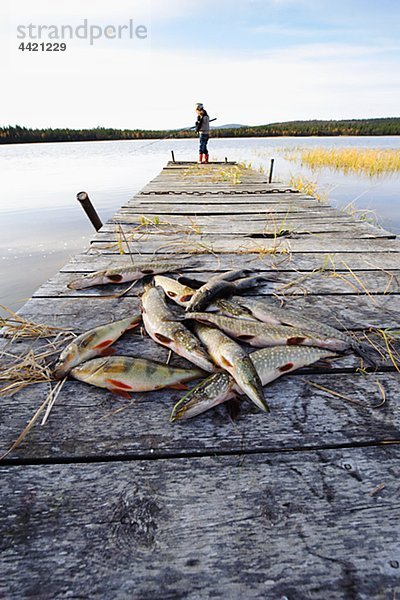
[199,154,204,163]
[204,154,209,163]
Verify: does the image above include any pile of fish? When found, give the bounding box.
[54,261,376,422]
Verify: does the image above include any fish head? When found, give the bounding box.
[67,271,108,290]
[53,341,82,379]
[212,299,254,319]
[69,357,110,384]
[234,357,269,412]
[170,372,234,421]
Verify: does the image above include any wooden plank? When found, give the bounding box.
[1,448,399,599]
[98,221,395,239]
[127,199,329,208]
[116,204,337,216]
[32,269,400,297]
[89,235,400,255]
[63,251,400,272]
[1,351,398,460]
[111,213,356,224]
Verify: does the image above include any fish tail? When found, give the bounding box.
[235,276,268,292]
[351,340,380,368]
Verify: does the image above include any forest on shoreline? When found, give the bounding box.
[1,118,400,144]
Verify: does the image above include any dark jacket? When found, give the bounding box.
[195,110,210,134]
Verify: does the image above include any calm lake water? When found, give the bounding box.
[1,136,399,315]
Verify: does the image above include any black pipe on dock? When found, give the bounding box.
[76,191,103,231]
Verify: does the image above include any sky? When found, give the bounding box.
[2,0,400,129]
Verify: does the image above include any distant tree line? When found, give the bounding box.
[1,118,399,144]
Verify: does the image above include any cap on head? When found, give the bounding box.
[196,103,204,110]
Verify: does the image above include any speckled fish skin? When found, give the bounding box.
[53,314,141,379]
[171,346,337,421]
[231,296,377,366]
[141,285,215,372]
[207,297,257,320]
[193,323,268,411]
[67,262,183,290]
[185,313,349,351]
[232,297,350,340]
[70,356,204,393]
[184,269,251,312]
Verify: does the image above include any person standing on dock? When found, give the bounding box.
[195,103,210,163]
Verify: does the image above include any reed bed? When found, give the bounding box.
[289,176,327,202]
[288,147,400,177]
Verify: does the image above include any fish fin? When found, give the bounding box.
[141,268,154,274]
[106,378,133,390]
[313,359,334,369]
[168,383,189,390]
[278,362,294,373]
[221,356,234,368]
[127,321,141,331]
[225,396,241,421]
[107,274,123,282]
[177,275,205,288]
[180,294,194,302]
[351,341,379,368]
[155,332,174,345]
[166,291,177,298]
[109,389,132,399]
[99,348,116,357]
[234,276,267,291]
[287,336,306,345]
[93,339,114,350]
[237,334,255,342]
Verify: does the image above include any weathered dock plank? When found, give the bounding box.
[63,251,400,272]
[1,448,399,600]
[1,370,399,461]
[88,234,400,254]
[32,270,400,297]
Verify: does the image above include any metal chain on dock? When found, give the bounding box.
[140,188,298,195]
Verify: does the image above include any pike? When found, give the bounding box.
[141,285,215,372]
[53,314,141,379]
[183,269,267,312]
[171,346,337,421]
[67,261,193,290]
[153,275,253,317]
[70,356,204,397]
[230,296,378,366]
[185,313,349,351]
[193,323,268,411]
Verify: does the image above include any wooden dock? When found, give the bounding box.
[1,161,400,599]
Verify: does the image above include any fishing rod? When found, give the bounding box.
[129,118,218,153]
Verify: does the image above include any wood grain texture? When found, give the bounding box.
[63,250,400,272]
[1,447,399,599]
[88,235,400,255]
